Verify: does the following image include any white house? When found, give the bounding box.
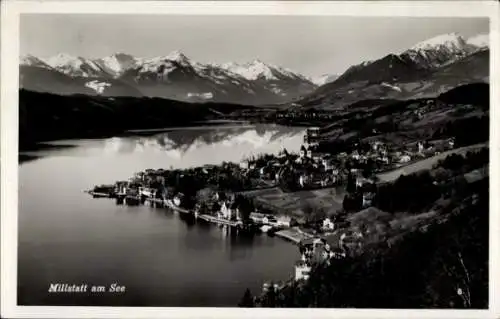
[259,166,266,176]
[239,160,250,170]
[448,138,455,148]
[351,151,360,161]
[322,158,334,171]
[233,203,241,221]
[418,142,424,153]
[372,141,382,151]
[276,215,293,227]
[322,218,335,231]
[299,174,310,188]
[262,216,269,224]
[294,256,312,281]
[221,202,232,219]
[173,193,184,207]
[400,155,411,163]
[355,177,364,188]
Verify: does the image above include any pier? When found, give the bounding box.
[197,214,242,227]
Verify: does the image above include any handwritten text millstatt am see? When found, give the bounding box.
[48,283,126,293]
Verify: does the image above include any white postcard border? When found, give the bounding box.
[1,1,499,318]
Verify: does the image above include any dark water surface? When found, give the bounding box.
[18,124,306,306]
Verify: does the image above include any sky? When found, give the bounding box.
[20,15,489,77]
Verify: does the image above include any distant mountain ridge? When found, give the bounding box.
[310,74,339,86]
[299,32,489,110]
[19,51,317,105]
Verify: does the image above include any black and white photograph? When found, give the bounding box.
[1,1,499,318]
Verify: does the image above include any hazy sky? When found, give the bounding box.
[20,15,488,77]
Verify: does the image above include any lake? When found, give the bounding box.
[18,123,307,307]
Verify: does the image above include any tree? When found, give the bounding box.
[261,282,277,307]
[238,288,255,307]
[212,202,221,215]
[343,193,362,212]
[235,194,254,222]
[346,172,357,194]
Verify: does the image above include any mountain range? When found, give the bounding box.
[299,32,489,110]
[20,51,317,105]
[20,32,489,108]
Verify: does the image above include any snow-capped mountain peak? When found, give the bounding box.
[165,50,191,64]
[402,32,477,69]
[44,53,106,78]
[219,60,282,81]
[310,74,340,86]
[410,32,467,52]
[45,53,80,67]
[95,53,138,77]
[20,54,52,69]
[20,51,317,104]
[467,33,489,49]
[138,51,193,74]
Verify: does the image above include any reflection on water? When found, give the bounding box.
[18,123,304,306]
[21,124,306,184]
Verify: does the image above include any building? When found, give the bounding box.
[264,215,279,226]
[322,218,335,231]
[355,177,364,188]
[276,215,293,227]
[250,212,266,224]
[299,145,307,158]
[220,201,240,220]
[322,158,335,171]
[295,257,312,281]
[307,127,320,138]
[351,150,360,161]
[173,193,185,207]
[259,166,266,176]
[299,174,311,188]
[418,141,424,153]
[362,192,375,208]
[448,138,455,149]
[400,154,411,163]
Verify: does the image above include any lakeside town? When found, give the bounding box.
[87,120,488,287]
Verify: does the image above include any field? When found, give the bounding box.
[376,142,487,183]
[241,186,345,219]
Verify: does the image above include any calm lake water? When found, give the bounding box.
[18,123,307,307]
